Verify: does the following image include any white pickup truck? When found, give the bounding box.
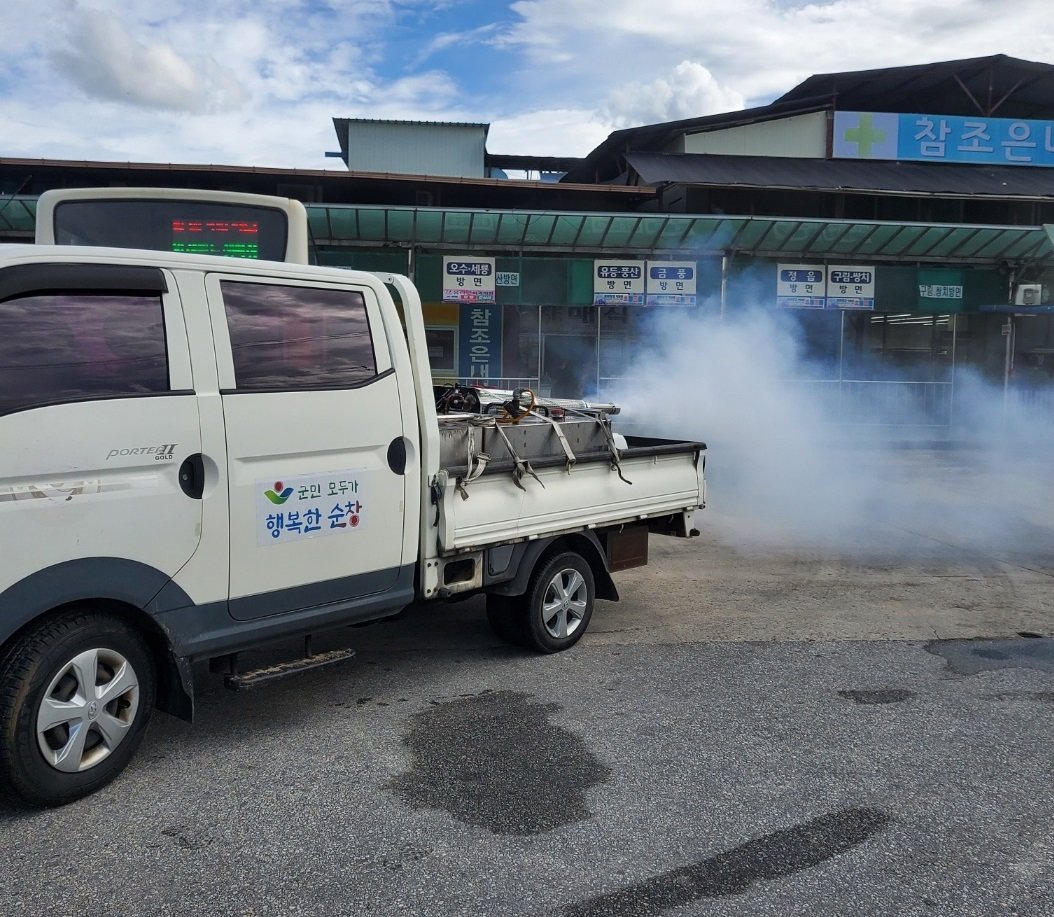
[0,192,705,806]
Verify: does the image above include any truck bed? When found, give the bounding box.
[435,425,705,554]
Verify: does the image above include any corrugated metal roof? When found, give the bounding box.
[338,117,490,129]
[626,152,1054,199]
[777,55,1054,120]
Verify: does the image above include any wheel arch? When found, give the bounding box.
[486,531,618,602]
[0,560,195,722]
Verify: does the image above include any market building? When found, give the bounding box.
[2,54,1053,424]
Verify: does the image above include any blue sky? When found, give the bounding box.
[2,0,1053,169]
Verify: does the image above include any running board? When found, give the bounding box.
[223,644,357,691]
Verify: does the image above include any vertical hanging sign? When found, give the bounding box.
[594,260,645,305]
[645,261,697,306]
[776,264,827,308]
[444,257,496,303]
[457,304,503,382]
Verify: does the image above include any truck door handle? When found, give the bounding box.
[178,453,205,499]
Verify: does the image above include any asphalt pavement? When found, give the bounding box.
[0,445,1052,916]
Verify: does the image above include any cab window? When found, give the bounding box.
[0,291,169,416]
[220,281,377,391]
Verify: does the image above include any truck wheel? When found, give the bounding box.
[0,610,156,807]
[486,594,525,646]
[520,552,595,654]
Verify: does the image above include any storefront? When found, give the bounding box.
[307,202,1054,422]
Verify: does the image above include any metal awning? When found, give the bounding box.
[307,204,1054,266]
[3,196,1050,267]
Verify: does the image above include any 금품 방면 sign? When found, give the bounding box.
[645,261,697,306]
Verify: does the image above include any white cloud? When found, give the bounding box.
[49,6,248,113]
[504,0,1054,107]
[487,108,609,157]
[3,0,1054,167]
[600,61,746,129]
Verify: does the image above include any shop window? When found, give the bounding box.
[425,326,457,375]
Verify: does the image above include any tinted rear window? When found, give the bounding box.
[0,291,169,415]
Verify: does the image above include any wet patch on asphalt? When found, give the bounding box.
[985,690,1054,704]
[388,690,610,836]
[839,689,915,705]
[925,638,1054,675]
[563,807,891,917]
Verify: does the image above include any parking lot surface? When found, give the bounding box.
[0,446,1052,916]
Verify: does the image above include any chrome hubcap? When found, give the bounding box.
[542,568,588,639]
[36,648,140,773]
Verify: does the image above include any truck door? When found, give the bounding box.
[0,263,203,608]
[205,275,408,621]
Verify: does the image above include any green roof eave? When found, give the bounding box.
[307,204,1054,266]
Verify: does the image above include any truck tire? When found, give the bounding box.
[520,552,595,654]
[0,609,156,807]
[486,594,525,646]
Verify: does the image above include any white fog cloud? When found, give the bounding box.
[613,304,1054,554]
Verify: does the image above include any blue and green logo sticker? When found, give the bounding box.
[264,481,294,505]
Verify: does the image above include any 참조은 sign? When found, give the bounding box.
[776,264,826,308]
[443,257,496,303]
[457,303,503,381]
[834,111,1054,167]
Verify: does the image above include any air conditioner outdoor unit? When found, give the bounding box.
[1014,283,1045,306]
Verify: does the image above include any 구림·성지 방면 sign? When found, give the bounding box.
[826,266,875,310]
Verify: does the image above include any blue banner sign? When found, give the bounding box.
[834,111,1054,167]
[458,303,502,382]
